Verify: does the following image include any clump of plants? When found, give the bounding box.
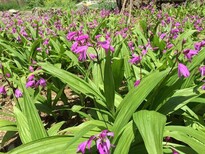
[0,1,205,154]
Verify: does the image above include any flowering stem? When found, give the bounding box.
[1,65,20,108]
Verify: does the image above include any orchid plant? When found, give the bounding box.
[0,1,205,154]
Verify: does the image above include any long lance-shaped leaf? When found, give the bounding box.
[113,69,169,138]
[158,87,200,114]
[39,63,106,106]
[0,120,17,131]
[113,121,134,154]
[133,110,166,154]
[104,53,115,113]
[19,80,48,141]
[164,126,205,153]
[7,136,85,154]
[13,107,32,144]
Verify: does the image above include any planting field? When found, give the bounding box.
[0,1,205,154]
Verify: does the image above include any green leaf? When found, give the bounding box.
[113,69,169,138]
[7,136,85,154]
[113,121,134,154]
[133,110,166,154]
[13,107,32,144]
[158,87,199,114]
[47,121,65,136]
[0,120,17,131]
[164,126,205,153]
[19,80,48,141]
[39,62,106,107]
[112,58,124,91]
[104,53,115,113]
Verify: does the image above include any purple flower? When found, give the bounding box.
[98,40,114,53]
[26,80,35,88]
[199,66,205,77]
[0,86,6,95]
[6,73,11,78]
[194,42,202,51]
[172,149,179,154]
[43,39,49,45]
[77,136,95,154]
[29,66,34,72]
[76,34,89,41]
[89,54,97,60]
[129,54,142,64]
[178,63,190,78]
[67,31,77,41]
[15,89,23,98]
[96,130,114,154]
[160,33,166,39]
[134,80,140,87]
[71,42,78,51]
[36,47,42,51]
[74,46,88,61]
[77,130,114,154]
[28,75,35,81]
[39,78,46,87]
[202,84,205,90]
[128,41,134,51]
[183,49,198,61]
[167,43,174,49]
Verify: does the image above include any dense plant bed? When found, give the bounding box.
[0,2,205,154]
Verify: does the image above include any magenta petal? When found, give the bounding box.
[202,84,205,90]
[0,86,6,95]
[134,80,141,87]
[199,66,205,77]
[77,141,88,154]
[15,89,23,98]
[71,42,78,52]
[26,80,35,88]
[96,139,105,154]
[178,63,190,78]
[87,136,95,149]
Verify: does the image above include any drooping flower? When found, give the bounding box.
[39,78,46,87]
[74,45,88,61]
[199,66,205,77]
[77,130,114,154]
[43,38,49,46]
[77,136,95,154]
[159,33,166,39]
[28,75,35,81]
[172,149,179,154]
[26,80,35,88]
[67,31,77,41]
[134,80,141,87]
[194,42,202,51]
[128,41,135,51]
[96,130,114,154]
[29,66,34,72]
[129,54,142,64]
[183,49,198,61]
[6,73,11,78]
[98,40,114,53]
[15,89,23,98]
[178,63,190,78]
[0,86,6,95]
[202,84,205,90]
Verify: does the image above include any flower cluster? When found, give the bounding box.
[67,31,91,61]
[77,130,114,154]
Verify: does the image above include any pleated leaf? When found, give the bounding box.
[39,63,106,106]
[19,80,48,141]
[164,126,205,153]
[133,110,166,154]
[113,69,168,138]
